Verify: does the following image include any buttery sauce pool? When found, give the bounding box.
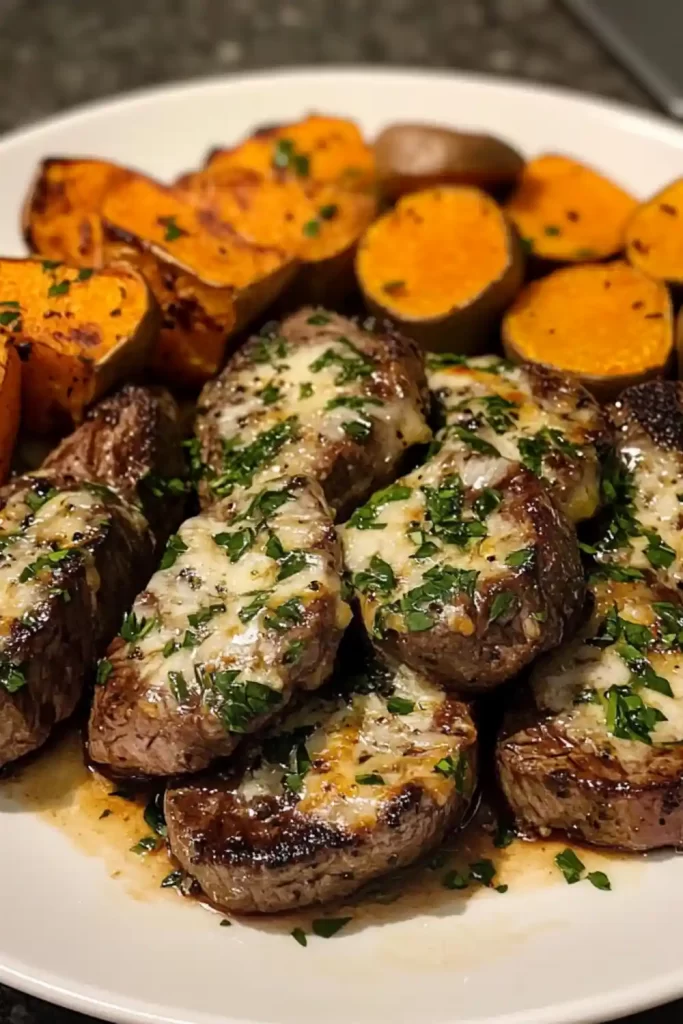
[0,725,639,931]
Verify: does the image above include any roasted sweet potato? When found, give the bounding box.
[0,339,20,481]
[356,186,523,352]
[201,114,375,193]
[101,171,300,386]
[0,258,158,433]
[22,158,127,266]
[506,154,637,265]
[625,177,683,286]
[502,261,674,400]
[374,122,524,200]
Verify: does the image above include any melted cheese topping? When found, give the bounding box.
[0,479,128,649]
[427,355,601,522]
[236,663,473,831]
[341,442,533,639]
[117,479,350,727]
[205,317,430,497]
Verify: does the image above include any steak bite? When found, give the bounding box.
[165,654,477,913]
[195,308,431,519]
[426,353,607,524]
[88,477,351,776]
[498,381,683,850]
[0,386,184,768]
[341,437,584,693]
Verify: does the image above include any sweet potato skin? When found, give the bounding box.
[0,258,159,433]
[0,341,21,482]
[374,123,524,200]
[502,261,674,402]
[625,178,683,286]
[356,186,524,353]
[505,154,637,266]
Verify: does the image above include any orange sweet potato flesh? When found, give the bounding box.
[356,186,523,352]
[22,158,128,265]
[0,340,21,482]
[506,154,637,264]
[0,258,158,433]
[177,166,376,307]
[502,261,674,400]
[101,172,299,386]
[202,114,376,193]
[625,178,683,286]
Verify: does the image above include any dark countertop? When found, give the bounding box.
[0,1,676,1023]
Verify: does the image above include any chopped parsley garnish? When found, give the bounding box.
[309,336,374,385]
[19,547,73,583]
[277,550,310,581]
[346,484,411,530]
[443,870,469,890]
[250,331,289,364]
[161,870,184,889]
[291,927,308,947]
[588,871,611,891]
[283,741,312,793]
[41,259,62,271]
[643,530,676,570]
[302,219,320,237]
[425,352,469,370]
[240,486,292,524]
[555,848,584,884]
[469,859,497,887]
[603,684,666,744]
[265,533,285,560]
[264,598,304,632]
[299,381,314,399]
[0,659,26,693]
[433,753,468,793]
[488,591,519,624]
[158,215,186,242]
[386,696,415,715]
[95,659,113,686]
[342,418,371,443]
[353,555,396,595]
[168,670,189,702]
[394,564,478,634]
[493,824,516,849]
[211,418,299,497]
[473,488,502,520]
[319,204,338,220]
[238,591,270,624]
[259,383,281,405]
[478,394,519,434]
[159,534,188,570]
[450,426,499,456]
[356,773,385,785]
[143,792,168,837]
[311,917,352,938]
[120,612,157,644]
[25,484,58,513]
[283,640,304,664]
[130,836,158,855]
[505,547,535,568]
[211,674,281,733]
[47,279,70,298]
[0,307,21,327]
[77,267,94,281]
[272,137,309,177]
[306,313,330,325]
[214,528,255,563]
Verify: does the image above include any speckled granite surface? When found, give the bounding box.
[0,1,676,1023]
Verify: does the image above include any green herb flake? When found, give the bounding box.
[303,219,320,237]
[283,640,304,665]
[77,268,94,281]
[159,215,185,242]
[311,917,352,938]
[299,381,314,399]
[291,927,308,947]
[555,847,585,884]
[319,204,338,220]
[386,696,415,715]
[493,824,516,849]
[469,859,497,887]
[587,871,611,891]
[0,660,27,693]
[130,836,158,856]
[277,550,310,581]
[443,870,469,890]
[643,530,676,570]
[505,547,535,569]
[544,225,562,236]
[306,313,330,326]
[48,280,70,298]
[95,659,113,686]
[353,554,396,596]
[143,793,168,837]
[120,612,157,644]
[0,308,21,327]
[347,484,411,530]
[259,383,281,405]
[161,870,184,889]
[404,610,435,632]
[168,670,189,702]
[488,591,519,624]
[160,533,189,570]
[264,597,304,632]
[41,259,62,271]
[214,528,255,563]
[355,773,385,786]
[433,754,468,793]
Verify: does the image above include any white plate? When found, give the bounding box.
[1,68,683,1024]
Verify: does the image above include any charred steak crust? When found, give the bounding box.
[88,476,351,776]
[43,384,186,547]
[498,381,683,849]
[426,354,608,524]
[0,472,154,767]
[195,308,431,519]
[165,660,477,913]
[342,437,584,693]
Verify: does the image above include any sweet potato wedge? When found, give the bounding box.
[201,114,375,193]
[502,261,674,401]
[0,339,20,481]
[506,154,637,265]
[374,122,524,200]
[356,186,523,352]
[625,177,683,286]
[22,158,127,265]
[0,258,158,433]
[101,171,298,386]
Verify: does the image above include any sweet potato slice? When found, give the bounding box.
[506,154,637,265]
[374,123,524,200]
[0,339,20,481]
[356,186,523,352]
[502,261,674,400]
[101,172,298,386]
[202,114,375,192]
[22,158,127,265]
[625,178,683,286]
[0,258,158,433]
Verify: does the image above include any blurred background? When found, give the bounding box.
[0,2,675,1024]
[0,0,655,136]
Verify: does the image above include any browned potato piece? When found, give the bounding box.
[22,158,128,265]
[0,339,20,481]
[506,154,637,265]
[625,178,683,286]
[0,258,158,433]
[374,123,524,200]
[502,261,674,401]
[356,186,523,352]
[101,171,299,387]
